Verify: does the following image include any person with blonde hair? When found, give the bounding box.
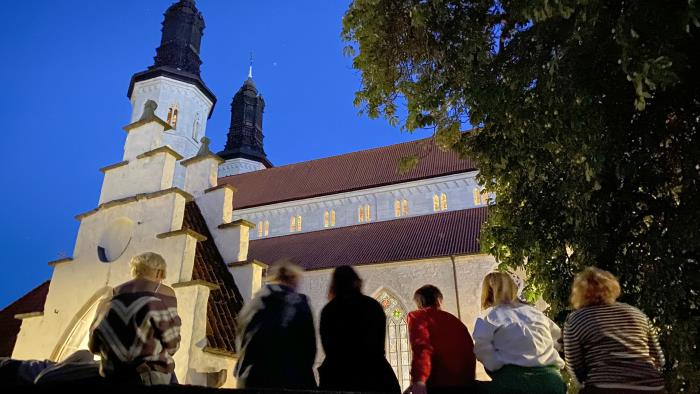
[89,252,181,385]
[473,272,566,393]
[564,267,665,393]
[234,260,317,389]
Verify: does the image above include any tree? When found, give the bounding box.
[342,0,699,390]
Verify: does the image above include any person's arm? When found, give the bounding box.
[299,296,317,371]
[472,316,503,372]
[408,311,433,384]
[547,316,563,352]
[563,315,586,386]
[319,305,337,359]
[87,294,112,354]
[646,317,665,370]
[155,294,182,356]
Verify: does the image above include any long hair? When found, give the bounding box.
[480,272,518,309]
[570,267,621,309]
[328,266,363,300]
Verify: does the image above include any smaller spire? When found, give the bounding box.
[197,136,212,156]
[248,52,254,79]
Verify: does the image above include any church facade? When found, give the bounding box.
[0,0,497,388]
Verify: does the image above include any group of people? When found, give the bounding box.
[233,262,666,394]
[2,251,666,393]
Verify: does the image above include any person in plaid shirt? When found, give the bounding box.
[89,252,181,385]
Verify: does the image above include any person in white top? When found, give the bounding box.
[473,272,567,394]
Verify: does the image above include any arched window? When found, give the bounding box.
[330,210,336,227]
[264,221,269,236]
[290,216,296,232]
[192,113,201,140]
[324,211,330,228]
[474,188,490,206]
[166,106,178,128]
[394,200,401,218]
[376,290,411,390]
[296,215,302,231]
[402,199,409,216]
[257,221,263,237]
[441,193,448,211]
[433,194,440,212]
[358,206,365,223]
[365,204,371,221]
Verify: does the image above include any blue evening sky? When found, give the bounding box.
[0,0,430,308]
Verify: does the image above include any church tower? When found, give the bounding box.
[127,0,217,174]
[218,70,272,177]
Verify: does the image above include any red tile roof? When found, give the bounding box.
[219,138,477,209]
[247,207,488,271]
[0,281,50,357]
[183,201,244,355]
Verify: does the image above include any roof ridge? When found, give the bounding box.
[219,137,435,180]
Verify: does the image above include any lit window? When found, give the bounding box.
[365,204,371,221]
[441,193,447,211]
[324,211,330,228]
[257,221,263,237]
[394,200,401,218]
[330,210,336,226]
[290,216,296,232]
[297,215,302,231]
[358,206,365,223]
[395,199,409,217]
[166,106,178,128]
[402,199,409,216]
[264,221,269,236]
[377,290,412,391]
[433,194,440,212]
[473,188,489,206]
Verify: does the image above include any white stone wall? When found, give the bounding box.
[131,77,215,188]
[219,158,266,177]
[236,171,491,239]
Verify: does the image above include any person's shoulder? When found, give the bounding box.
[158,284,176,297]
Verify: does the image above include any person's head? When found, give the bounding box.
[480,272,518,309]
[268,260,303,290]
[328,265,363,300]
[130,252,167,281]
[570,267,621,309]
[413,285,443,309]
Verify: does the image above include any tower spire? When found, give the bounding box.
[248,52,253,79]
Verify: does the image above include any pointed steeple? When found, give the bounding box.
[152,0,205,75]
[218,67,271,168]
[128,0,216,115]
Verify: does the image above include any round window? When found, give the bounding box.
[97,218,134,262]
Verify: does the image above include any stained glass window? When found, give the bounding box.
[365,204,371,221]
[433,194,440,211]
[402,199,409,216]
[376,290,411,391]
[441,193,448,210]
[330,210,336,227]
[264,221,269,236]
[394,200,401,217]
[257,221,263,237]
[296,215,302,231]
[290,216,296,232]
[358,206,364,223]
[324,211,330,228]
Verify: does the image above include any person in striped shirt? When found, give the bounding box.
[563,267,665,393]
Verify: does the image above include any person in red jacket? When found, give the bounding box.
[406,285,476,394]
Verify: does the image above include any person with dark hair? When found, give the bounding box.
[318,266,400,394]
[234,260,317,389]
[406,285,476,394]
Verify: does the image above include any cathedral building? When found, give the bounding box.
[0,0,496,388]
